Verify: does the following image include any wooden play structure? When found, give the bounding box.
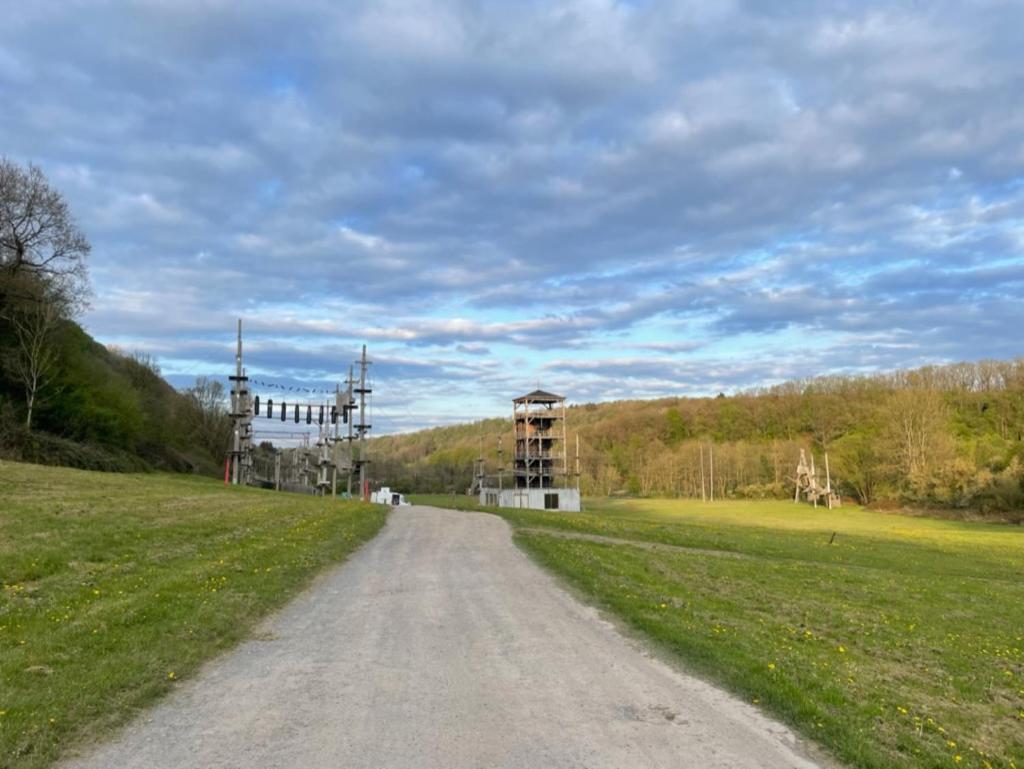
[794,449,841,509]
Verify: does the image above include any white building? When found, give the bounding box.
[480,487,581,511]
[372,486,411,506]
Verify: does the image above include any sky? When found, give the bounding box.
[2,0,1023,434]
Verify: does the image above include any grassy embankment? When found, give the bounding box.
[413,494,1024,769]
[0,461,386,769]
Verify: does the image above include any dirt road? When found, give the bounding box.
[64,506,827,769]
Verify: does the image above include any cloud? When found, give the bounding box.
[1,0,1022,430]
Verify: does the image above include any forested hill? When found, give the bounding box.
[371,359,1024,514]
[0,315,229,474]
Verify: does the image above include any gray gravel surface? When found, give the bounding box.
[63,505,828,769]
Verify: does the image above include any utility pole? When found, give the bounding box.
[560,396,568,490]
[497,436,504,495]
[316,402,332,497]
[576,432,582,512]
[228,318,252,486]
[475,436,485,495]
[345,364,355,498]
[709,443,715,502]
[699,443,706,502]
[331,384,340,499]
[354,345,372,502]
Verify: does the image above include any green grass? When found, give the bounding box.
[413,494,1024,769]
[1,461,387,769]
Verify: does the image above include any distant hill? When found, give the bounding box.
[0,316,226,474]
[371,360,1024,515]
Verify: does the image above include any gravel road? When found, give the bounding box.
[63,506,828,769]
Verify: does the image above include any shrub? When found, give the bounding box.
[2,426,150,472]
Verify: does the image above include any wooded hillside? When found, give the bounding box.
[371,359,1024,514]
[0,316,229,473]
[0,157,229,474]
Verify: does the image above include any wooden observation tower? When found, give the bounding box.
[513,389,568,491]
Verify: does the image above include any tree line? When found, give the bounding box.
[371,360,1024,515]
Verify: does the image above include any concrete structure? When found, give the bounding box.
[480,389,580,512]
[481,487,581,511]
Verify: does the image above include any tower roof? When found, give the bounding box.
[514,389,564,403]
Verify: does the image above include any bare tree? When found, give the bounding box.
[181,377,233,458]
[882,387,955,498]
[2,291,62,431]
[0,157,90,297]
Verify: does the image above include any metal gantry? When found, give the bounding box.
[227,319,372,499]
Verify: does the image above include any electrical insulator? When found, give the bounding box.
[254,395,260,416]
[294,404,299,423]
[331,406,337,424]
[267,398,273,418]
[319,405,324,425]
[306,405,312,425]
[281,401,286,422]
[343,405,349,424]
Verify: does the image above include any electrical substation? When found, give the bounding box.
[226,319,374,500]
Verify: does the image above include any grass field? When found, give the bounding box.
[0,461,386,769]
[413,494,1024,769]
